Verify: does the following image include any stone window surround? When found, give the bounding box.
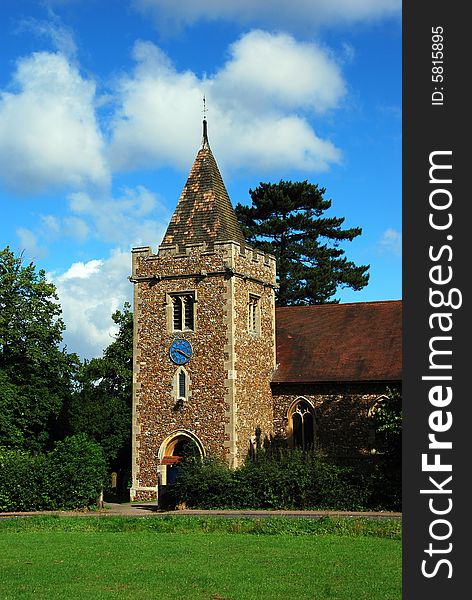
[247,292,261,335]
[166,290,198,333]
[172,366,192,406]
[367,394,389,418]
[287,397,317,450]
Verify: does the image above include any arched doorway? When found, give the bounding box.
[157,430,205,486]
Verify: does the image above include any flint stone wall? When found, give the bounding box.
[131,241,276,500]
[271,382,401,459]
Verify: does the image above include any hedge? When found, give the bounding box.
[0,434,107,512]
[168,450,400,511]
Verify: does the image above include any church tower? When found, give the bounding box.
[130,120,277,501]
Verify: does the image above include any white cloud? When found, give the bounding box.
[208,112,340,173]
[40,215,61,237]
[379,228,401,257]
[133,0,401,32]
[66,186,169,247]
[109,33,345,176]
[30,185,168,257]
[212,30,345,114]
[16,227,47,260]
[50,249,132,359]
[16,15,78,58]
[0,28,348,194]
[340,42,356,64]
[0,51,108,194]
[109,41,203,172]
[63,217,90,242]
[56,259,103,281]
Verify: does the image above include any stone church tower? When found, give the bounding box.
[130,120,277,501]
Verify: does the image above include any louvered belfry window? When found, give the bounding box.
[248,294,259,333]
[172,294,195,331]
[183,295,194,330]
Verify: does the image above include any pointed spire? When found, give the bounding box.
[161,112,246,249]
[202,118,209,149]
[201,95,209,149]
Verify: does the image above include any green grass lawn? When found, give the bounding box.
[0,516,401,600]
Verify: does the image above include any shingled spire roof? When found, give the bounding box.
[161,119,246,249]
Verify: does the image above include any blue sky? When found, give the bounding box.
[0,0,401,359]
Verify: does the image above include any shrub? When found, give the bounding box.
[0,448,51,511]
[306,460,370,510]
[367,458,401,511]
[234,450,316,509]
[48,434,107,510]
[0,435,106,512]
[169,450,377,511]
[169,457,235,509]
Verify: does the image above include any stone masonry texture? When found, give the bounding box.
[129,123,402,502]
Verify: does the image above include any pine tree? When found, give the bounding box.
[235,181,370,305]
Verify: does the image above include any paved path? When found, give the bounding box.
[1,502,401,520]
[106,503,402,519]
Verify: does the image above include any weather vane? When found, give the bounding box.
[203,94,208,119]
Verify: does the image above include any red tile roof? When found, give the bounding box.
[273,300,402,383]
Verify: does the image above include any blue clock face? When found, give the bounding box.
[169,339,193,365]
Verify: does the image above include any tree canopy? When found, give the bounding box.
[371,388,402,460]
[63,303,133,471]
[235,181,370,305]
[0,247,78,451]
[0,246,132,501]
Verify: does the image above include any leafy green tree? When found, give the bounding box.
[369,388,402,510]
[235,181,370,305]
[0,247,78,451]
[371,387,402,459]
[64,303,133,472]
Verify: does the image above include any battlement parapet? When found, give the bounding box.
[130,238,277,288]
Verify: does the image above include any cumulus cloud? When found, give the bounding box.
[63,217,90,242]
[58,259,103,280]
[0,51,108,194]
[379,228,401,257]
[132,0,401,32]
[212,30,345,114]
[38,185,168,248]
[109,32,345,175]
[0,27,348,194]
[66,186,168,247]
[50,249,132,359]
[207,112,340,173]
[109,41,204,172]
[43,185,168,359]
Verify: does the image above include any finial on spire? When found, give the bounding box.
[202,94,209,148]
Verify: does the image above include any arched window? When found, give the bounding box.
[290,399,315,450]
[172,367,191,407]
[178,370,186,398]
